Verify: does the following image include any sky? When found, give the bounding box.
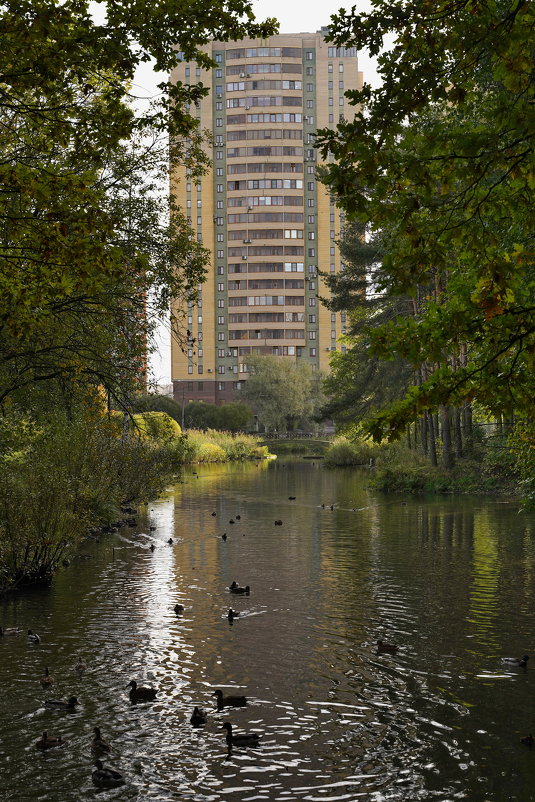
[146,1,378,387]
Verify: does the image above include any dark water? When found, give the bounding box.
[1,460,535,802]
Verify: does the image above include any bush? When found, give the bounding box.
[324,436,380,466]
[134,411,181,442]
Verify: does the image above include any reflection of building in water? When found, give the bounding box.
[170,32,362,406]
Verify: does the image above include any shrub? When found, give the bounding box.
[324,436,380,466]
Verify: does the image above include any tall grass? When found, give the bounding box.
[171,429,269,463]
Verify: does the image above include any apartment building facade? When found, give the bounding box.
[170,31,362,405]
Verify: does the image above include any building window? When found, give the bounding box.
[217,233,224,242]
[198,366,203,374]
[307,165,315,174]
[306,83,313,91]
[217,266,225,275]
[330,263,336,272]
[331,329,337,339]
[198,315,202,324]
[307,199,314,207]
[216,151,223,160]
[306,51,313,60]
[218,332,225,341]
[216,199,223,208]
[216,101,223,110]
[216,184,223,192]
[197,199,202,207]
[217,249,224,258]
[331,313,336,322]
[308,231,315,240]
[307,181,315,191]
[218,366,225,374]
[330,229,335,239]
[309,297,316,307]
[328,63,333,73]
[217,299,225,308]
[215,54,222,63]
[218,381,225,390]
[218,282,224,291]
[308,247,315,257]
[185,67,190,77]
[216,118,223,126]
[216,168,223,176]
[306,66,314,75]
[309,329,316,338]
[309,280,316,290]
[188,365,193,374]
[328,97,333,106]
[218,315,225,324]
[306,99,314,108]
[308,215,315,223]
[309,347,316,356]
[308,314,316,323]
[218,349,225,358]
[339,63,344,72]
[330,246,335,255]
[329,113,334,123]
[339,97,344,106]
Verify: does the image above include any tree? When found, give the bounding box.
[0,0,277,409]
[316,0,534,441]
[240,356,324,433]
[183,400,252,432]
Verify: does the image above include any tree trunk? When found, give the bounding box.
[462,403,473,453]
[427,410,437,466]
[453,407,463,458]
[440,405,454,469]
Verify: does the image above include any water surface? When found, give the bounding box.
[1,461,535,801]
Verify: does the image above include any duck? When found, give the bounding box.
[520,733,534,747]
[0,626,22,636]
[274,520,283,526]
[190,706,207,726]
[222,533,227,541]
[377,639,398,654]
[229,519,235,524]
[174,604,184,614]
[211,511,217,516]
[149,543,156,552]
[126,680,157,702]
[167,538,174,545]
[92,726,111,756]
[288,496,296,500]
[40,667,54,688]
[229,581,238,590]
[74,656,87,674]
[27,629,40,643]
[502,654,529,668]
[230,584,250,595]
[45,696,79,710]
[228,609,240,622]
[92,760,125,789]
[149,525,157,531]
[36,731,64,750]
[213,689,247,708]
[235,515,241,520]
[222,721,261,749]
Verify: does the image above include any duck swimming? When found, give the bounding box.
[521,733,534,747]
[92,726,111,756]
[190,706,207,726]
[228,609,240,622]
[174,604,184,614]
[229,581,238,590]
[74,656,87,674]
[126,680,157,702]
[92,760,125,789]
[36,731,64,750]
[213,689,247,708]
[222,721,261,750]
[40,667,53,688]
[502,654,529,668]
[0,626,22,636]
[230,585,250,595]
[45,696,79,710]
[27,629,40,643]
[377,640,398,654]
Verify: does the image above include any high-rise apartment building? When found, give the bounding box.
[170,30,362,405]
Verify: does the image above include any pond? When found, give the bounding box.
[1,460,535,801]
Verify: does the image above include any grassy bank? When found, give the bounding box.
[169,428,271,464]
[324,435,528,501]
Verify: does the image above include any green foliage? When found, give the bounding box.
[0,408,174,591]
[240,355,326,432]
[178,429,266,463]
[184,401,252,432]
[324,436,380,466]
[133,411,182,443]
[131,393,183,423]
[0,0,277,409]
[317,0,534,440]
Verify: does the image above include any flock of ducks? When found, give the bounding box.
[3,495,533,788]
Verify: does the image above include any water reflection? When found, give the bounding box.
[1,461,535,801]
